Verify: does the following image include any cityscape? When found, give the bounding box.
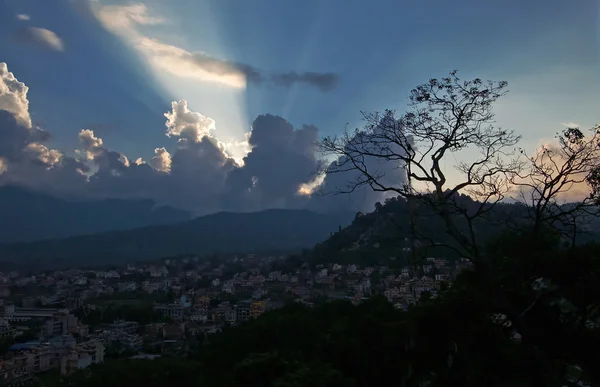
[0,251,472,383]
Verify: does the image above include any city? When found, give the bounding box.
[0,251,472,383]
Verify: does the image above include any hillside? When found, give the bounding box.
[0,209,354,270]
[0,186,191,243]
[306,195,600,268]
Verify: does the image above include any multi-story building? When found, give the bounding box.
[108,320,138,335]
[249,301,265,319]
[60,350,92,376]
[236,302,250,322]
[153,303,184,322]
[41,313,78,338]
[0,319,15,339]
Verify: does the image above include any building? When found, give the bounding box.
[249,301,265,319]
[41,312,78,338]
[0,319,15,339]
[108,320,138,335]
[236,302,250,322]
[153,303,184,322]
[60,351,92,376]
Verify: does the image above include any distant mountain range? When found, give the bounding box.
[0,193,355,269]
[0,186,191,244]
[5,185,596,272]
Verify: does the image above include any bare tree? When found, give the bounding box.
[319,71,522,264]
[512,125,600,246]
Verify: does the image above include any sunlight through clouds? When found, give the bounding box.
[90,0,251,159]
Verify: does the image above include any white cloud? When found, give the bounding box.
[0,158,7,175]
[164,99,216,142]
[93,3,165,32]
[118,153,130,167]
[219,133,252,165]
[0,62,32,128]
[16,14,30,21]
[15,27,65,52]
[91,2,247,88]
[149,147,171,172]
[78,129,104,159]
[136,38,247,88]
[24,143,62,166]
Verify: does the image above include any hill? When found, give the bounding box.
[0,209,354,270]
[304,195,600,268]
[0,186,191,243]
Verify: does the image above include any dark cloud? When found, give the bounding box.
[191,53,264,85]
[309,115,410,212]
[221,115,323,211]
[0,110,49,162]
[272,72,339,92]
[14,27,65,52]
[190,52,339,92]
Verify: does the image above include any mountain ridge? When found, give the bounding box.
[0,185,191,243]
[0,207,355,270]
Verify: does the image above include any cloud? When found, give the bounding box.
[164,100,216,142]
[93,3,165,31]
[149,147,171,173]
[0,63,32,128]
[0,62,375,214]
[221,115,325,211]
[91,2,339,91]
[562,122,580,129]
[16,14,31,21]
[310,116,410,212]
[0,158,7,175]
[0,66,87,194]
[14,27,65,52]
[272,72,339,92]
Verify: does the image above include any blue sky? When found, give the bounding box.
[0,0,598,212]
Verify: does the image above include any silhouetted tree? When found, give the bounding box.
[320,71,522,264]
[513,125,600,245]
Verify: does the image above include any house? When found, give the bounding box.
[211,302,232,324]
[153,303,184,322]
[60,350,91,376]
[107,320,138,335]
[189,311,208,323]
[249,301,265,319]
[41,312,78,338]
[252,288,267,300]
[236,302,251,322]
[0,320,15,339]
[435,274,450,282]
[222,281,235,294]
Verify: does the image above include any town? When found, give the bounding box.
[0,253,472,384]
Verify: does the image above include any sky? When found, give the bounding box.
[0,0,598,214]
